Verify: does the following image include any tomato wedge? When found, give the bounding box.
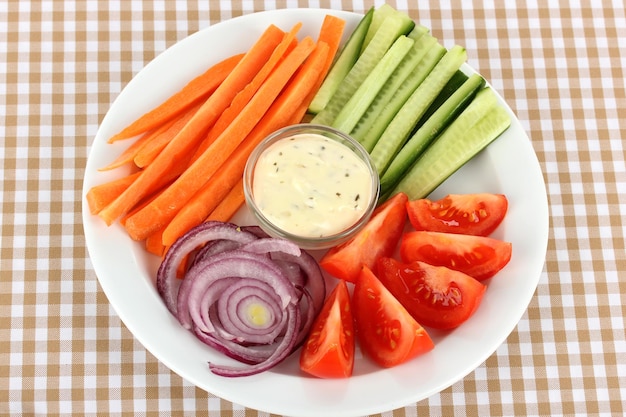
[319,192,408,283]
[353,265,434,368]
[400,231,512,281]
[377,257,486,329]
[406,193,508,236]
[299,281,355,378]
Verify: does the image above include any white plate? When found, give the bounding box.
[82,9,549,417]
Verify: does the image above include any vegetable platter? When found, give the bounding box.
[82,8,549,417]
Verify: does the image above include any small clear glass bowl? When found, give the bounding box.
[243,124,380,251]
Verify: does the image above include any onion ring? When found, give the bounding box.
[156,221,326,377]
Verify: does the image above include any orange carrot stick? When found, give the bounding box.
[293,14,347,121]
[205,178,245,223]
[98,127,160,172]
[124,36,316,241]
[85,171,142,215]
[145,227,166,257]
[97,24,286,226]
[118,178,169,227]
[316,14,347,78]
[190,23,302,162]
[160,41,330,246]
[107,53,244,143]
[133,101,202,168]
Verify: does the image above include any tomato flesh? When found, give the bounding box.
[400,231,512,281]
[352,265,434,368]
[406,193,508,236]
[300,280,355,378]
[319,192,408,283]
[377,257,486,329]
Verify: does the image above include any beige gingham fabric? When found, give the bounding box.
[1,1,624,416]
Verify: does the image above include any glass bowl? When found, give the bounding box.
[243,124,380,250]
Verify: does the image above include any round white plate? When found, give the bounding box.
[82,8,549,417]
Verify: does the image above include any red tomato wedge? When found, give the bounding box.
[400,231,512,281]
[406,193,508,236]
[377,257,486,329]
[300,280,355,378]
[353,265,434,368]
[319,192,408,283]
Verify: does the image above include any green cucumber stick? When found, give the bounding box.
[379,73,486,196]
[391,88,511,201]
[332,35,414,133]
[311,11,415,126]
[370,45,468,176]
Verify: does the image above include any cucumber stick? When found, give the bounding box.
[311,12,415,126]
[360,3,404,53]
[391,88,512,201]
[355,39,446,151]
[349,28,437,150]
[379,73,486,196]
[370,45,468,176]
[308,8,374,115]
[415,69,469,131]
[331,35,414,133]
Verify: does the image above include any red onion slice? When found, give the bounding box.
[271,250,326,315]
[208,303,301,377]
[239,237,301,257]
[179,252,297,331]
[216,279,287,344]
[156,221,327,377]
[193,239,243,265]
[157,222,258,315]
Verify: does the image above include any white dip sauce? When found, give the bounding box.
[252,133,373,238]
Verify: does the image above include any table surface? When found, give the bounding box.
[2,1,625,416]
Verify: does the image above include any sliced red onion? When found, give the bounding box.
[209,303,301,377]
[193,239,243,265]
[216,279,287,344]
[157,221,258,315]
[193,325,277,364]
[271,259,306,290]
[156,221,327,377]
[271,250,326,315]
[241,225,270,238]
[178,251,297,331]
[239,237,301,257]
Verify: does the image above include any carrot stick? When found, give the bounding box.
[133,101,202,168]
[293,14,347,121]
[124,36,316,241]
[190,23,302,162]
[98,127,160,172]
[86,171,142,215]
[159,41,330,246]
[145,227,166,257]
[316,14,347,78]
[160,165,237,246]
[107,53,244,143]
[205,178,245,223]
[97,24,286,226]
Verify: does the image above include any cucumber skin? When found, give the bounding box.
[415,69,469,131]
[390,88,511,201]
[350,29,437,150]
[332,35,414,133]
[307,8,374,115]
[356,40,447,152]
[311,12,415,126]
[360,3,399,53]
[379,73,486,196]
[370,45,468,176]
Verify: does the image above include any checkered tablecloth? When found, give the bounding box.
[1,1,625,416]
